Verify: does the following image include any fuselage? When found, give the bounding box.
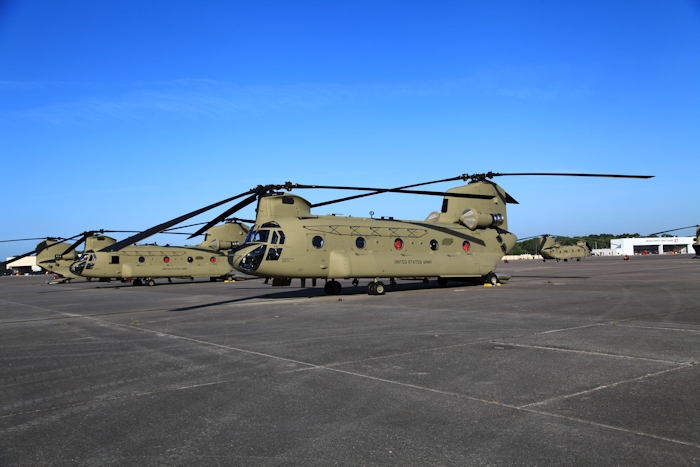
[539,237,591,260]
[72,245,233,279]
[232,216,516,279]
[231,182,517,280]
[69,222,249,280]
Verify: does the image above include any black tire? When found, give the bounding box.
[133,279,143,286]
[367,282,376,295]
[210,277,217,282]
[147,279,156,287]
[374,281,386,295]
[486,273,499,286]
[437,277,449,286]
[324,280,341,295]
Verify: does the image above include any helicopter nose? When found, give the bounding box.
[231,244,267,274]
[70,261,86,276]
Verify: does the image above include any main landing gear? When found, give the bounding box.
[324,280,342,295]
[484,272,499,286]
[367,281,385,295]
[132,278,156,287]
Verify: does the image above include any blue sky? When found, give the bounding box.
[1,1,699,258]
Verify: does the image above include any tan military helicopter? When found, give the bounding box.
[68,220,250,286]
[649,225,700,258]
[519,234,592,262]
[1,231,136,284]
[100,172,652,295]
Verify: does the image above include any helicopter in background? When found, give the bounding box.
[2,230,138,283]
[3,220,251,285]
[649,225,700,258]
[97,171,652,295]
[519,234,592,262]
[69,220,250,286]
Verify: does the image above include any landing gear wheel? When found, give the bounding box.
[485,273,499,286]
[374,281,386,295]
[367,282,376,295]
[133,279,143,286]
[324,280,342,295]
[146,279,156,287]
[576,258,580,261]
[437,277,449,286]
[210,277,217,282]
[564,259,568,262]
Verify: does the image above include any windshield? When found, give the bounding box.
[244,229,270,244]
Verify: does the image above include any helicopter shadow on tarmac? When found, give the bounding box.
[166,280,484,312]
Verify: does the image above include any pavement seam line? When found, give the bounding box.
[617,324,700,334]
[519,406,700,449]
[493,342,687,365]
[519,364,692,408]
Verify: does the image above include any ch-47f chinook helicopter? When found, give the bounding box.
[68,220,250,286]
[2,230,140,284]
[97,172,652,295]
[519,234,592,262]
[649,225,700,258]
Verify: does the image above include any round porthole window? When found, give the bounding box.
[355,237,366,249]
[429,239,439,251]
[312,236,324,249]
[187,257,193,263]
[138,256,145,263]
[462,241,471,252]
[394,238,404,250]
[163,256,170,263]
[210,257,217,263]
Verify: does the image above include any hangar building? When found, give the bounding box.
[611,237,695,256]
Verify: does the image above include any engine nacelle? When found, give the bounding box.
[210,239,238,251]
[460,209,504,230]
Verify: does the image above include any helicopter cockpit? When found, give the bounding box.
[238,222,287,272]
[70,253,97,275]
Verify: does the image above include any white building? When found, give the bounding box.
[4,256,41,273]
[610,237,695,256]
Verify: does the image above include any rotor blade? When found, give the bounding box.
[188,194,259,239]
[649,225,699,236]
[310,176,467,208]
[101,190,256,252]
[516,235,545,242]
[58,235,88,257]
[295,184,495,200]
[163,223,207,231]
[1,249,37,266]
[0,237,50,243]
[490,173,654,179]
[224,217,255,224]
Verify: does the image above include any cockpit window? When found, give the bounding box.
[245,229,270,243]
[271,231,286,245]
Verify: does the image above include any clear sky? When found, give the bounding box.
[1,0,699,259]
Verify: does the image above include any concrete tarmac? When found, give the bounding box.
[1,255,698,465]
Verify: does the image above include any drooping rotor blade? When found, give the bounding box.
[0,237,52,243]
[163,222,207,231]
[516,235,546,242]
[485,172,654,179]
[58,235,89,257]
[224,217,256,224]
[1,249,38,266]
[188,194,259,239]
[295,184,495,200]
[310,175,467,208]
[649,225,699,236]
[101,189,257,252]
